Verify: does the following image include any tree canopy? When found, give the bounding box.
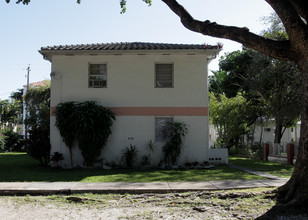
[210,49,301,144]
[209,92,260,150]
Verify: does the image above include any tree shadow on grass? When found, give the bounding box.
[255,190,308,220]
[257,203,308,219]
[0,153,261,182]
[229,156,294,178]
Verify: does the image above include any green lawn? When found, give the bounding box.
[229,156,294,178]
[0,152,264,182]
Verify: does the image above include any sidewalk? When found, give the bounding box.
[0,165,288,195]
[227,164,287,180]
[0,179,287,195]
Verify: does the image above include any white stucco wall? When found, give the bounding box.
[208,148,228,164]
[49,50,215,168]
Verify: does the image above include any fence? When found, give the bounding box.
[269,143,287,157]
[264,142,297,165]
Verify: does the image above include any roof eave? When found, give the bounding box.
[39,48,221,62]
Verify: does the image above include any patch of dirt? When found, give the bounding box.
[0,189,307,219]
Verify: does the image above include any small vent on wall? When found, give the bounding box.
[209,158,222,161]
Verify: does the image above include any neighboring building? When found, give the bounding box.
[253,120,300,144]
[209,124,219,148]
[209,120,300,148]
[39,42,221,168]
[210,121,300,145]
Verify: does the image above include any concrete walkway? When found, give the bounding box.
[0,165,288,195]
[0,179,287,195]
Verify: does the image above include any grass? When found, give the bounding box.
[0,152,264,182]
[7,188,296,219]
[229,156,294,178]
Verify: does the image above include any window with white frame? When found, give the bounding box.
[89,64,107,88]
[155,63,173,88]
[155,117,173,142]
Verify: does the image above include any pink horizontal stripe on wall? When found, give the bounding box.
[108,107,208,116]
[51,107,56,116]
[51,107,208,116]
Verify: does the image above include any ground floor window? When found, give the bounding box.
[155,117,173,142]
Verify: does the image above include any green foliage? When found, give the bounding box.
[121,144,138,168]
[26,127,51,166]
[51,152,64,168]
[210,93,259,149]
[0,132,5,151]
[209,14,300,144]
[229,143,263,160]
[119,0,152,13]
[140,155,150,166]
[246,52,301,132]
[145,139,156,154]
[5,0,33,4]
[23,81,51,165]
[210,49,254,98]
[0,98,23,127]
[55,101,115,167]
[261,12,288,40]
[162,122,188,165]
[9,89,23,125]
[0,127,23,152]
[7,0,152,13]
[54,101,76,166]
[51,152,64,162]
[210,48,301,144]
[24,81,50,130]
[141,140,156,167]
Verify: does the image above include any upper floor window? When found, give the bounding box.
[155,63,173,88]
[89,64,107,88]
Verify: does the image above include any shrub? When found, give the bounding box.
[229,145,246,156]
[229,143,263,160]
[140,155,150,166]
[251,143,264,160]
[24,81,51,164]
[51,151,64,162]
[51,151,64,168]
[162,122,188,165]
[0,132,5,152]
[0,127,23,152]
[26,127,51,166]
[55,101,115,167]
[121,144,138,168]
[142,140,156,167]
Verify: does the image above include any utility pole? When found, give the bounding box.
[26,65,31,90]
[24,64,31,140]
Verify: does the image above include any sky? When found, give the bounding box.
[0,0,273,100]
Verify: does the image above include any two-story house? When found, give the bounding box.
[39,42,221,168]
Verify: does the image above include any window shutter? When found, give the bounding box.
[155,64,173,88]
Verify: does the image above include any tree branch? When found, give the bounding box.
[287,0,308,24]
[161,0,298,61]
[265,0,307,43]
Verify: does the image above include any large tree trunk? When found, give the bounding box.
[278,58,308,206]
[274,123,283,144]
